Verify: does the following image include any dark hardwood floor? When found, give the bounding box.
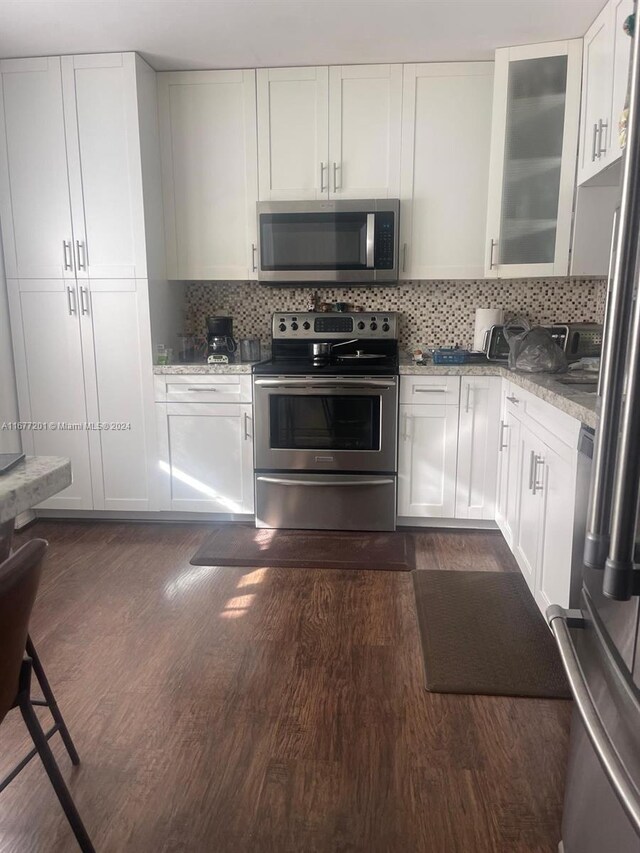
[0,522,571,852]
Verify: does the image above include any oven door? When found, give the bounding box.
[253,376,398,473]
[257,200,398,283]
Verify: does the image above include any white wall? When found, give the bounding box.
[0,239,20,452]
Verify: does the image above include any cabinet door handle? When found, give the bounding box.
[79,285,89,316]
[499,420,508,451]
[592,122,600,161]
[402,242,407,273]
[244,412,252,440]
[63,240,73,271]
[489,238,498,270]
[66,285,77,316]
[319,162,327,193]
[528,449,536,491]
[75,239,87,271]
[598,119,608,157]
[332,161,340,192]
[402,412,412,441]
[465,383,472,413]
[251,243,257,272]
[532,454,544,495]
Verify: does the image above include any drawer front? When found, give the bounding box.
[504,380,580,452]
[155,374,252,403]
[400,375,460,405]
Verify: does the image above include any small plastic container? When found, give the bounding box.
[432,347,471,365]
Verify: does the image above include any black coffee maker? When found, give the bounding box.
[206,316,237,362]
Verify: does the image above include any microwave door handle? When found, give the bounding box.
[366,213,375,268]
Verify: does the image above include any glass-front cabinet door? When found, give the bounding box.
[485,40,582,278]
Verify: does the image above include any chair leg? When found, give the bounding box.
[26,635,80,765]
[19,697,95,853]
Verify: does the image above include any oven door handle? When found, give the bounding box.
[254,378,395,389]
[256,476,395,487]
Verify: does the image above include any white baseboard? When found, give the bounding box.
[397,517,499,530]
[35,509,254,524]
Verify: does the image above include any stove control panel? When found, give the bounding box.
[272,312,398,340]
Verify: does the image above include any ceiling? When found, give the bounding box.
[0,0,605,71]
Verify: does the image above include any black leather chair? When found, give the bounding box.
[0,539,95,852]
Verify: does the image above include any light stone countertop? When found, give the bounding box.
[399,360,598,428]
[153,362,256,375]
[0,456,72,524]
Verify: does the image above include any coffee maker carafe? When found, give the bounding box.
[206,316,237,362]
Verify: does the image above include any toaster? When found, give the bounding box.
[484,322,603,363]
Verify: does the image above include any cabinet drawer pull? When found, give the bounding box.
[186,386,220,392]
[506,394,519,404]
[414,387,445,393]
[499,420,508,451]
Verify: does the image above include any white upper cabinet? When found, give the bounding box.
[0,58,75,280]
[400,63,493,279]
[62,54,148,279]
[0,53,152,281]
[578,0,634,185]
[257,64,402,202]
[485,40,582,278]
[159,70,258,281]
[257,67,328,200]
[579,4,614,184]
[328,65,402,198]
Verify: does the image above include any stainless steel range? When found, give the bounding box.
[252,312,399,531]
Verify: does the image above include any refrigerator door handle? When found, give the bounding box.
[547,605,640,836]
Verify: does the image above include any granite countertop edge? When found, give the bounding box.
[399,361,597,429]
[0,456,72,524]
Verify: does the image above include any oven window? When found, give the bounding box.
[260,212,368,270]
[269,395,381,450]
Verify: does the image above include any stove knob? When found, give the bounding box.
[303,321,311,330]
[370,322,378,331]
[357,321,366,330]
[291,322,298,331]
[279,323,286,332]
[382,323,390,332]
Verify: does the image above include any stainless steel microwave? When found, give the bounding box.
[256,199,400,284]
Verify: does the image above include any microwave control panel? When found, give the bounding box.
[272,312,398,340]
[374,212,395,269]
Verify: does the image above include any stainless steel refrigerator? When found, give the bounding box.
[546,8,640,850]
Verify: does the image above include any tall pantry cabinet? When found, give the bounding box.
[0,53,163,511]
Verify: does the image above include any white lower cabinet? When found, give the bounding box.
[496,380,579,613]
[398,402,459,518]
[455,376,501,519]
[495,406,521,547]
[8,278,156,511]
[155,375,254,515]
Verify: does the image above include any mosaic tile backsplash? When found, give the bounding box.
[184,278,607,353]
